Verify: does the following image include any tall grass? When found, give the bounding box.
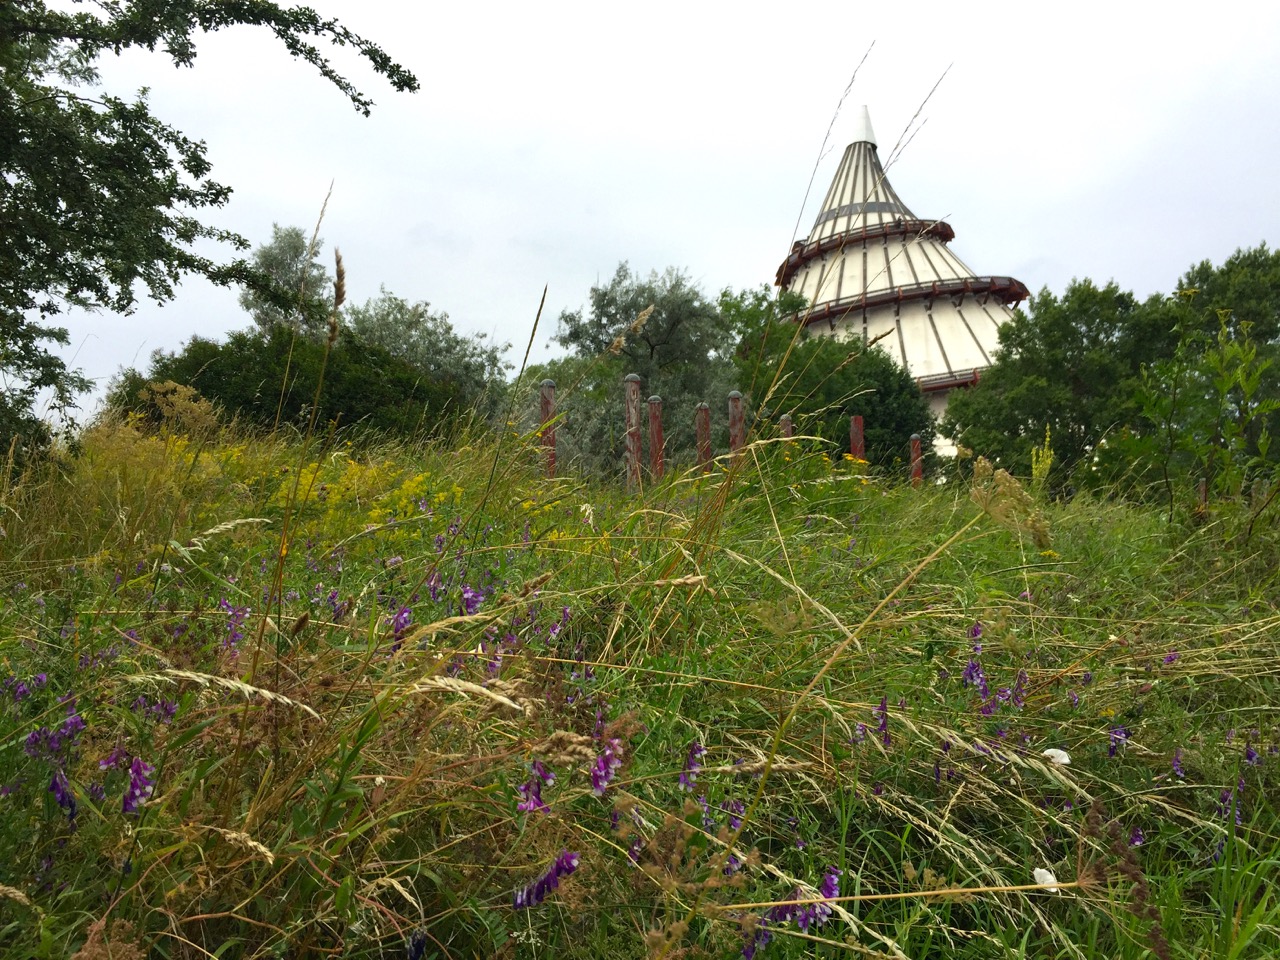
[0,402,1276,959]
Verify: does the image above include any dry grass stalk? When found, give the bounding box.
[407,675,524,714]
[202,826,276,865]
[128,669,321,719]
[0,883,32,907]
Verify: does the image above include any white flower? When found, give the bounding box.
[1041,748,1071,766]
[1033,867,1062,894]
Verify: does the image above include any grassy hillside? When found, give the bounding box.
[1,408,1276,959]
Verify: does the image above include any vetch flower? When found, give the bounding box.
[1033,867,1062,894]
[512,850,580,909]
[961,659,989,698]
[875,697,890,747]
[678,742,705,791]
[123,757,155,815]
[49,770,76,820]
[1172,748,1185,778]
[591,739,624,796]
[1108,726,1129,757]
[1041,748,1071,766]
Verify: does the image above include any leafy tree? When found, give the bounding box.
[0,0,417,451]
[111,326,464,440]
[723,286,934,467]
[345,286,511,420]
[550,263,739,474]
[1179,243,1280,344]
[941,280,1175,483]
[238,225,333,337]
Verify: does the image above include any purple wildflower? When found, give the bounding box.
[1068,690,1079,707]
[1129,827,1145,847]
[516,761,555,812]
[1011,669,1028,709]
[962,659,989,698]
[969,621,983,640]
[515,778,546,813]
[1217,779,1244,826]
[1108,726,1129,757]
[1163,651,1179,664]
[591,738,624,796]
[123,757,155,815]
[721,798,745,830]
[512,850,580,909]
[678,742,706,792]
[850,723,867,745]
[1172,748,1185,778]
[99,747,127,771]
[461,585,484,616]
[219,598,250,650]
[1245,745,1261,767]
[49,770,76,820]
[875,697,890,747]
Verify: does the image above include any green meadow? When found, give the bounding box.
[1,409,1275,959]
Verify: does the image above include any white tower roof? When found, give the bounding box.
[777,107,1028,407]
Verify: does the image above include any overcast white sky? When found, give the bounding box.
[54,0,1280,408]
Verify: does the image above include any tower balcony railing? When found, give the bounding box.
[775,218,957,286]
[792,276,1030,329]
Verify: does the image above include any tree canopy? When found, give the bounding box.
[724,286,935,467]
[942,244,1280,494]
[531,271,935,477]
[238,225,333,337]
[544,263,739,475]
[0,0,417,452]
[345,285,511,420]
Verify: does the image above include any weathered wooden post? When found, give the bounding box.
[539,379,556,479]
[624,373,642,492]
[910,433,923,488]
[648,395,665,481]
[849,415,865,461]
[1198,477,1208,513]
[780,413,793,440]
[695,402,712,472]
[728,391,745,455]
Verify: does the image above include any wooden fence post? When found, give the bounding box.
[648,395,665,481]
[539,379,556,480]
[695,403,711,472]
[780,413,793,440]
[624,373,642,492]
[728,391,745,454]
[910,433,923,488]
[849,415,865,461]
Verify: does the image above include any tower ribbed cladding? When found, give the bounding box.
[778,106,1028,420]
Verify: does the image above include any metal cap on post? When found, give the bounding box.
[539,379,556,480]
[728,391,745,454]
[780,413,793,440]
[850,415,865,462]
[623,374,643,493]
[695,403,711,472]
[647,395,665,481]
[910,433,923,488]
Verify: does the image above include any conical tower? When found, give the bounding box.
[777,106,1028,432]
